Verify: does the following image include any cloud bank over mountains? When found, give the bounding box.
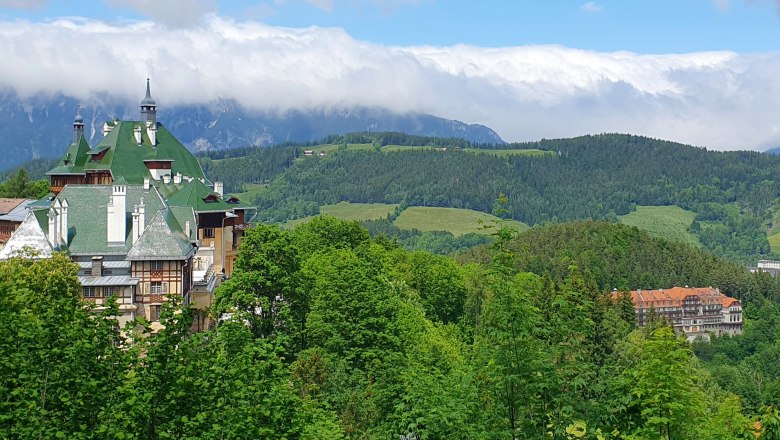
[0,15,778,150]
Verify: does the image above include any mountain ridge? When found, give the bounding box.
[0,90,503,169]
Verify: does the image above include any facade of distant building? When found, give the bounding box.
[0,80,252,330]
[614,286,743,341]
[0,198,34,248]
[748,260,780,277]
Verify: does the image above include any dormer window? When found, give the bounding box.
[226,196,240,204]
[203,194,219,203]
[89,147,109,162]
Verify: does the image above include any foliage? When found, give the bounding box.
[0,167,49,199]
[2,216,773,439]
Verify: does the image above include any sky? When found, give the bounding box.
[1,0,780,150]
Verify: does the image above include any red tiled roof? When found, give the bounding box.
[0,198,25,215]
[611,286,740,308]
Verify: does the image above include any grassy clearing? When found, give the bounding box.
[463,148,556,157]
[307,143,376,154]
[283,202,399,228]
[618,205,700,247]
[393,207,528,236]
[768,233,780,253]
[381,145,439,152]
[230,183,267,202]
[766,206,780,253]
[320,201,398,220]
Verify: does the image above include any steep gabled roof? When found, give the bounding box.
[46,134,91,175]
[169,206,197,241]
[127,209,193,260]
[47,122,207,184]
[52,185,165,255]
[0,212,53,259]
[164,178,249,213]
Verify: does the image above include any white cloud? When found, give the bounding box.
[0,0,46,9]
[0,16,777,150]
[580,2,603,13]
[103,0,217,27]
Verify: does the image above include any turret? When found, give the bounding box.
[73,109,84,144]
[140,78,157,138]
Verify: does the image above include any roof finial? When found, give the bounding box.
[145,77,151,99]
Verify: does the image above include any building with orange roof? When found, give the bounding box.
[613,286,742,341]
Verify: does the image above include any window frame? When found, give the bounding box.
[83,286,98,298]
[150,304,161,322]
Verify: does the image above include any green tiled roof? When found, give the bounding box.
[127,209,194,260]
[28,194,54,209]
[54,185,167,255]
[47,121,207,184]
[169,206,197,241]
[46,135,90,175]
[164,179,250,213]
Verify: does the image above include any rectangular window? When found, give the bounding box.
[203,228,215,239]
[103,286,117,297]
[151,261,163,271]
[150,281,164,294]
[83,286,98,298]
[150,305,161,322]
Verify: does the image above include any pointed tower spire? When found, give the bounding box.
[140,77,157,128]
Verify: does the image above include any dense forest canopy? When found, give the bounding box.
[195,133,780,262]
[4,217,780,438]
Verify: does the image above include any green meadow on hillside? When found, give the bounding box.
[618,205,700,247]
[463,148,555,157]
[231,183,267,201]
[393,206,528,236]
[308,143,376,153]
[284,202,399,227]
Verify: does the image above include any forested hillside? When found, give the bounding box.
[5,217,780,438]
[7,131,780,261]
[201,133,780,262]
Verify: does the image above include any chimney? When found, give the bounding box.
[138,197,145,237]
[143,176,150,191]
[147,124,157,146]
[173,172,182,184]
[59,198,69,247]
[107,185,126,244]
[91,256,103,277]
[102,122,112,137]
[47,208,59,249]
[185,220,191,240]
[131,206,140,244]
[162,174,170,184]
[134,125,142,144]
[214,182,224,197]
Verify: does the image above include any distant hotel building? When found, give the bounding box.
[615,286,743,341]
[748,260,780,277]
